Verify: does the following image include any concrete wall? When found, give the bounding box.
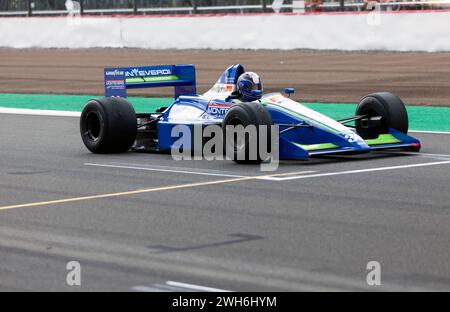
[0,11,448,51]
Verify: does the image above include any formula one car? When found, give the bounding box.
[80,64,420,162]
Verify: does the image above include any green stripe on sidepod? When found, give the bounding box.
[365,134,401,145]
[144,75,179,82]
[126,75,179,84]
[295,142,339,151]
[125,78,144,83]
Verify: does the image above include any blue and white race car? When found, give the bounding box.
[80,64,421,162]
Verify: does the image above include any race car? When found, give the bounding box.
[80,64,421,162]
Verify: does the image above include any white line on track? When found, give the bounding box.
[132,281,232,292]
[409,129,450,135]
[86,160,450,182]
[84,162,247,178]
[132,286,165,292]
[258,171,319,181]
[132,285,183,292]
[263,160,450,181]
[85,162,317,179]
[134,284,199,292]
[382,151,450,159]
[166,281,232,292]
[0,107,80,117]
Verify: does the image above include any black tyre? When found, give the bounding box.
[80,97,137,153]
[222,102,272,164]
[355,92,408,139]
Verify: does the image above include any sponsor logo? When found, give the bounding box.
[106,80,124,85]
[207,103,232,117]
[106,80,125,90]
[105,69,124,77]
[125,68,172,77]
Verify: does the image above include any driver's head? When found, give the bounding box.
[237,72,263,102]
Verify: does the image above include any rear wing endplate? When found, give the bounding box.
[104,64,196,99]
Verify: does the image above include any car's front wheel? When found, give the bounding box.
[222,102,272,164]
[355,92,408,139]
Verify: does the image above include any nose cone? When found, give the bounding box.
[355,141,371,152]
[341,131,371,152]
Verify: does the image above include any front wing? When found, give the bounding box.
[280,128,420,160]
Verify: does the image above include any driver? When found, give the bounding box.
[227,72,263,103]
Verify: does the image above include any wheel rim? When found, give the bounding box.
[85,111,101,142]
[226,117,246,153]
[360,106,387,131]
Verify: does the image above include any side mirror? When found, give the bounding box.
[284,87,295,97]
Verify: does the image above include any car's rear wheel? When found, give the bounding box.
[355,92,408,139]
[80,97,137,153]
[222,102,272,164]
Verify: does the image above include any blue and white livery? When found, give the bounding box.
[80,63,421,160]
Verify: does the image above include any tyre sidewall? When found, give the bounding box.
[222,102,272,163]
[356,92,408,136]
[80,97,137,153]
[80,100,110,153]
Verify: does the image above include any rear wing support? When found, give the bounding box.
[104,64,196,99]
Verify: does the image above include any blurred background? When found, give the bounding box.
[1,0,449,16]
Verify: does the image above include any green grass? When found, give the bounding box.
[1,93,449,132]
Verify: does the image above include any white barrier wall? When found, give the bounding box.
[0,11,449,51]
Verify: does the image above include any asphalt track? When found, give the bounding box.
[1,113,450,291]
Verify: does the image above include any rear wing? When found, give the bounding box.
[104,64,196,99]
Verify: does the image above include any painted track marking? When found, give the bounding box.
[166,281,232,292]
[0,170,314,211]
[382,151,450,159]
[132,284,187,292]
[84,162,247,178]
[132,285,171,292]
[2,160,450,209]
[132,281,232,292]
[0,107,80,117]
[0,176,254,211]
[410,130,450,135]
[263,160,450,181]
